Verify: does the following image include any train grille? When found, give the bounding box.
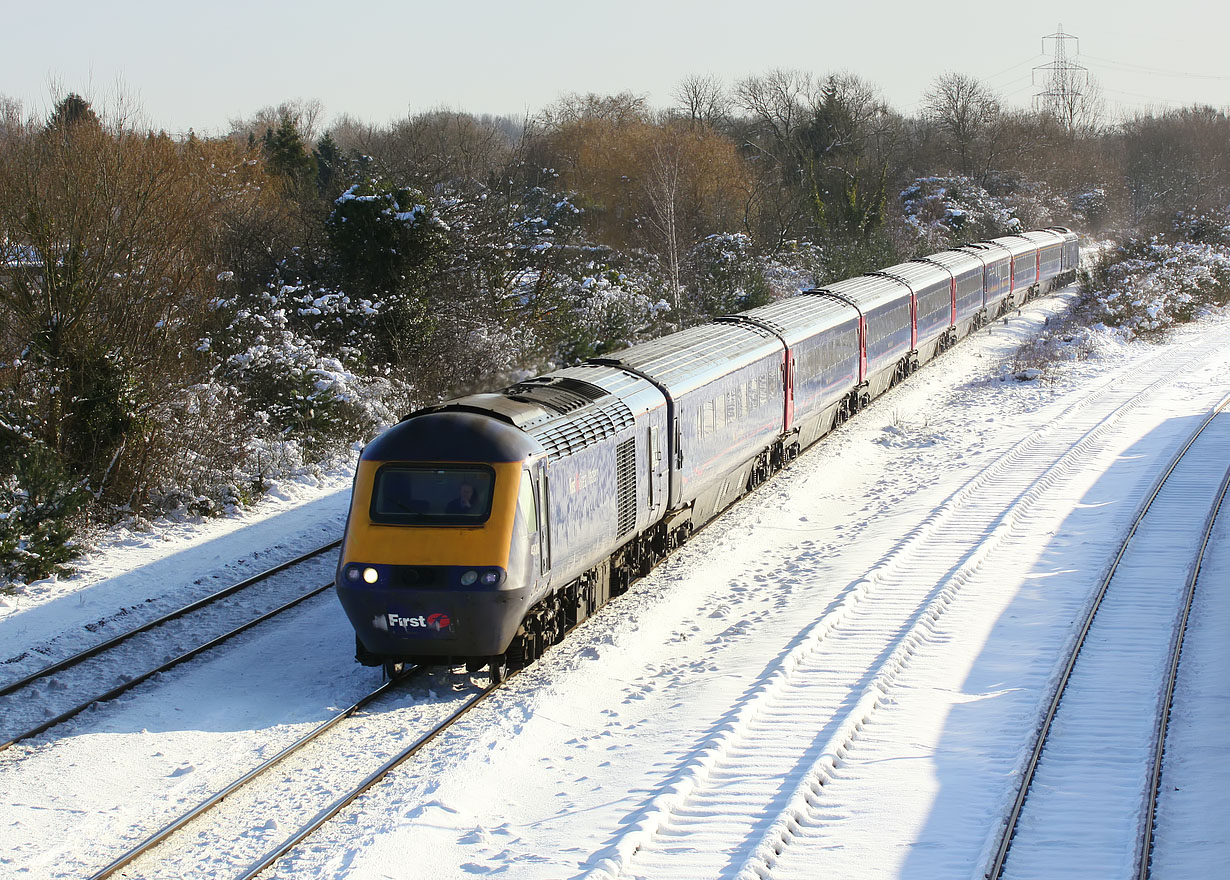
[616,438,636,537]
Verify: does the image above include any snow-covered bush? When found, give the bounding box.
[550,258,671,362]
[1172,209,1230,248]
[900,174,1073,251]
[759,240,825,294]
[1079,235,1230,337]
[685,233,773,317]
[211,288,393,454]
[900,176,1020,249]
[1073,188,1111,232]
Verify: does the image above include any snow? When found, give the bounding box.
[2,285,1230,879]
[999,407,1230,878]
[0,466,354,678]
[1149,468,1230,874]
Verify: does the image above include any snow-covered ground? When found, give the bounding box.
[999,401,1230,879]
[1152,460,1230,875]
[2,287,1229,880]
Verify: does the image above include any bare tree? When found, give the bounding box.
[736,70,898,237]
[0,99,267,502]
[1055,74,1105,136]
[228,98,325,144]
[734,69,815,166]
[642,139,684,310]
[537,92,650,130]
[673,74,730,128]
[922,72,1000,176]
[373,109,517,189]
[0,95,25,137]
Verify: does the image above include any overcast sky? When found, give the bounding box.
[5,0,1227,135]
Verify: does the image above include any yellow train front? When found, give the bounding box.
[335,409,546,673]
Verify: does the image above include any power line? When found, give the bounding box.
[1101,86,1192,106]
[984,55,1047,83]
[1082,53,1230,82]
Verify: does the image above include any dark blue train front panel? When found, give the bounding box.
[335,412,547,659]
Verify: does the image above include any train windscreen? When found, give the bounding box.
[370,465,495,525]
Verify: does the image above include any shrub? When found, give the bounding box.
[0,438,87,585]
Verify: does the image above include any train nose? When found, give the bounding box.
[337,563,528,658]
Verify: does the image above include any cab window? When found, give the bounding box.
[370,465,495,525]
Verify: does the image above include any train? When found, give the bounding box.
[335,227,1081,680]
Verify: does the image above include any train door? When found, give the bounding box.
[534,460,551,580]
[909,292,918,351]
[519,462,551,592]
[647,421,665,516]
[783,350,795,432]
[857,315,867,384]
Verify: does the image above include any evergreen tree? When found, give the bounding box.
[313,131,344,197]
[264,115,316,188]
[45,93,99,132]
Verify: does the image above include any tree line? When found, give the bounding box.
[3,72,1229,583]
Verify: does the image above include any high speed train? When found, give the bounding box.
[335,227,1080,680]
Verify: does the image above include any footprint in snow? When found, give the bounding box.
[169,764,194,777]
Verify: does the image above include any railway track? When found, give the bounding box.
[86,668,498,880]
[986,396,1230,880]
[574,334,1228,879]
[0,540,340,752]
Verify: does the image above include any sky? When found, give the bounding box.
[4,0,1228,135]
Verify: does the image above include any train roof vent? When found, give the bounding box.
[715,314,786,334]
[503,376,610,415]
[534,399,635,459]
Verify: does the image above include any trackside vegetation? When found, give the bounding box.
[3,80,1229,586]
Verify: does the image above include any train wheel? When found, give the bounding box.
[488,654,509,685]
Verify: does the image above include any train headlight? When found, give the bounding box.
[346,567,360,581]
[480,569,501,586]
[460,570,479,586]
[362,567,380,584]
